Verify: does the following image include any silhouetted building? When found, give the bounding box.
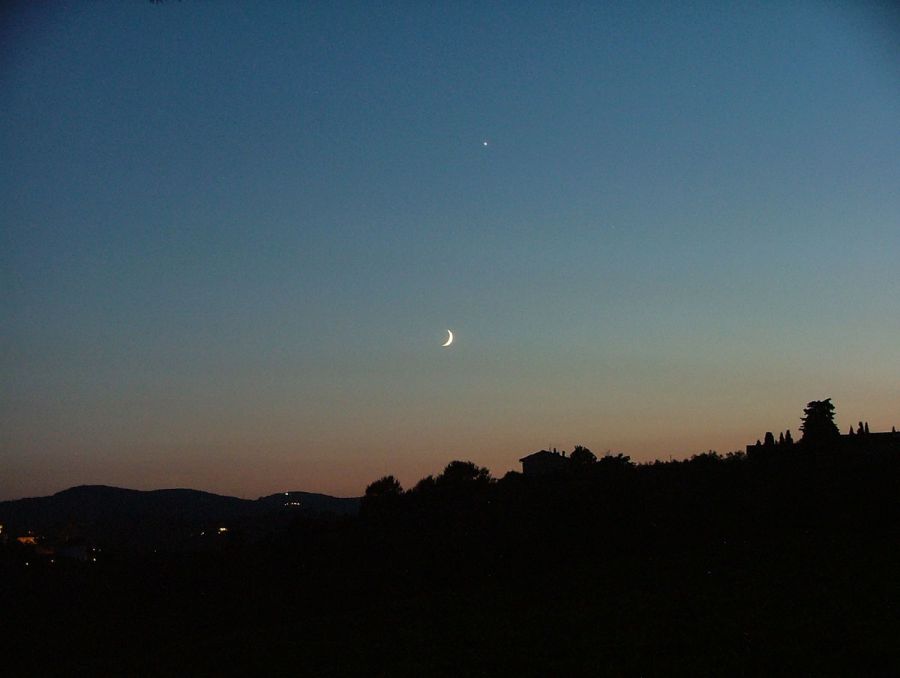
[843,430,900,452]
[519,449,569,476]
[747,428,900,456]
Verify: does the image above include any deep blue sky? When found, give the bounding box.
[2,1,898,499]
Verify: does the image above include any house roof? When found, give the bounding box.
[518,449,564,463]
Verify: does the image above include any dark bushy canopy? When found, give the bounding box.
[364,475,403,498]
[570,445,597,465]
[800,398,840,444]
[436,460,492,486]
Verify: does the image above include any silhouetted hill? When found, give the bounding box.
[255,489,361,515]
[4,443,900,676]
[0,485,359,551]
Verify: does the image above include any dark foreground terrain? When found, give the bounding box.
[4,444,899,676]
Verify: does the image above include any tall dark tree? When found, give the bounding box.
[570,445,597,466]
[800,398,840,444]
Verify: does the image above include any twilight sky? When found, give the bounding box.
[2,1,898,500]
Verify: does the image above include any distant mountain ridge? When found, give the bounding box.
[0,485,360,551]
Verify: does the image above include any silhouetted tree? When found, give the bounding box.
[864,422,869,434]
[800,399,840,444]
[849,426,854,436]
[361,475,404,517]
[570,445,597,466]
[690,450,721,465]
[778,432,785,445]
[436,460,492,486]
[364,475,403,498]
[784,430,793,445]
[764,432,775,446]
[858,422,865,435]
[597,452,632,468]
[412,475,437,494]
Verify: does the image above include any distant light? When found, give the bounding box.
[218,527,228,534]
[25,561,29,566]
[285,492,289,496]
[92,557,97,562]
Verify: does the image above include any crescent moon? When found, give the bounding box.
[442,330,453,347]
